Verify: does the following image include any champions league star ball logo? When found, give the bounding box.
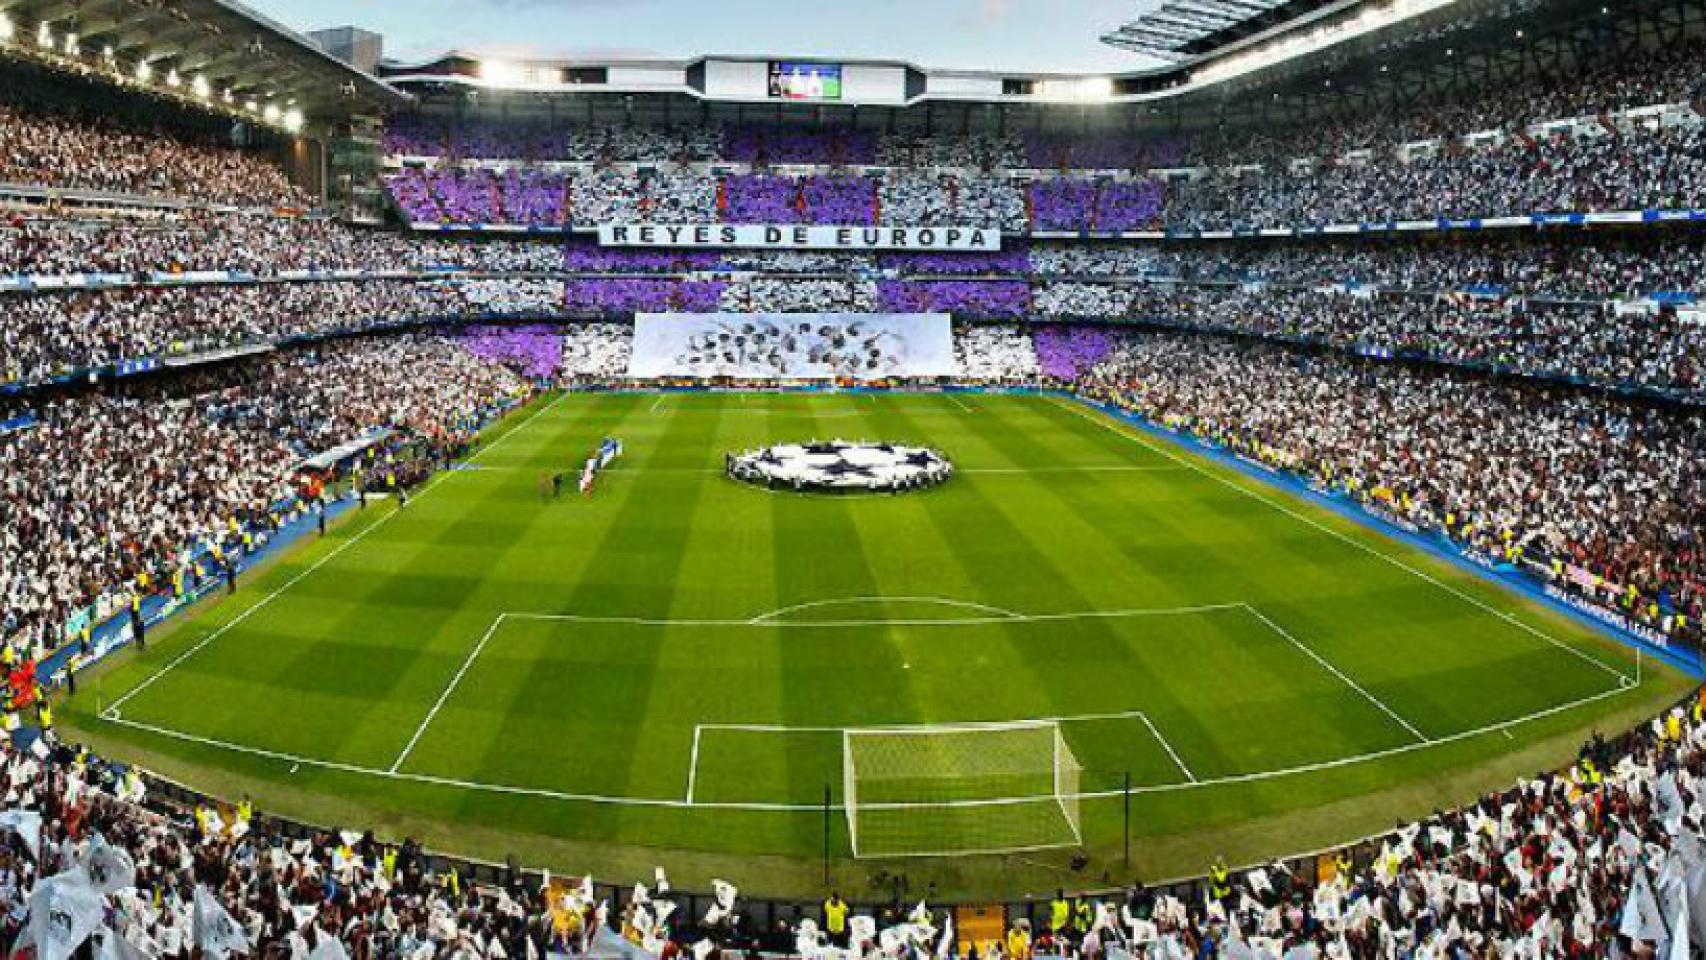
[726,441,953,495]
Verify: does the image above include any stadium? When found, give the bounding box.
[0,0,1704,953]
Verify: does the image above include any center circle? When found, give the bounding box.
[725,441,954,494]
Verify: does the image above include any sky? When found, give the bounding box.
[244,0,1159,74]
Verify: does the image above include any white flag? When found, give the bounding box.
[0,808,43,859]
[703,879,738,926]
[1621,869,1669,954]
[1656,777,1687,834]
[95,925,150,960]
[76,834,137,896]
[308,930,350,960]
[1669,886,1691,960]
[936,908,954,960]
[22,869,106,960]
[194,885,251,958]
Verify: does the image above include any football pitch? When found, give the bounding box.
[65,391,1692,898]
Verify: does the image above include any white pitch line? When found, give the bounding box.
[1055,398,1633,685]
[747,595,1025,624]
[505,601,1246,630]
[1139,712,1197,783]
[685,725,703,804]
[390,614,509,773]
[696,708,1154,736]
[959,465,1186,475]
[1242,603,1429,743]
[650,394,668,414]
[1107,681,1636,799]
[647,465,1185,475]
[102,392,570,720]
[945,393,974,413]
[103,679,1638,813]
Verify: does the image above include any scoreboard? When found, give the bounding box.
[768,61,843,100]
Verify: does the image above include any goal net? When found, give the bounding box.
[842,720,1083,858]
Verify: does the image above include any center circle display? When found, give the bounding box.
[726,441,953,494]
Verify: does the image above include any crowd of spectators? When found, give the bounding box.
[383,118,1706,232]
[1000,284,1704,395]
[0,336,528,660]
[0,212,568,277]
[375,41,1706,235]
[10,216,1705,307]
[563,278,727,315]
[1158,288,1706,395]
[1165,124,1706,231]
[0,99,310,208]
[0,280,561,388]
[954,324,1040,381]
[560,323,635,378]
[721,278,877,314]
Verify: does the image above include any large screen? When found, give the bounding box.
[768,62,843,101]
[629,314,954,380]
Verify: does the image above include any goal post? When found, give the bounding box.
[842,720,1084,859]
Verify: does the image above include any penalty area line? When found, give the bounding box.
[1139,712,1197,783]
[685,725,703,804]
[390,614,509,773]
[1240,603,1430,744]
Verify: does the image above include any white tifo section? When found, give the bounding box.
[628,313,955,379]
[561,323,632,376]
[955,324,1040,379]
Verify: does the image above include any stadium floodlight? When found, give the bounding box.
[0,13,13,41]
[479,58,530,87]
[262,103,280,121]
[63,33,78,55]
[35,21,50,48]
[135,60,151,82]
[1036,76,1115,102]
[842,720,1084,858]
[166,69,181,88]
[282,108,303,133]
[192,74,210,98]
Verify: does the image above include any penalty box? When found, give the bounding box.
[383,601,1441,808]
[657,601,1436,809]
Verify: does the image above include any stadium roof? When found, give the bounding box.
[1104,0,1384,61]
[0,0,406,126]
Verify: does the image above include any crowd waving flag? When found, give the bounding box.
[18,869,105,960]
[194,884,252,958]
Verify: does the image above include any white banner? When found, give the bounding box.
[598,224,1000,252]
[629,313,955,379]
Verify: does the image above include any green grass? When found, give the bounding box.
[62,391,1693,899]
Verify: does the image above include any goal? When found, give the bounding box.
[842,720,1084,858]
